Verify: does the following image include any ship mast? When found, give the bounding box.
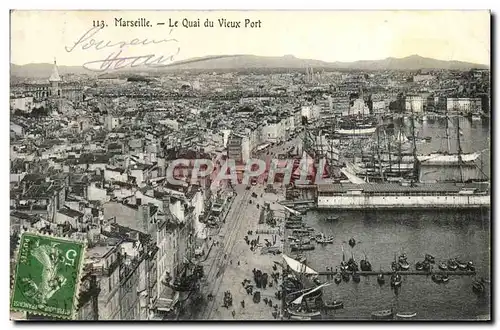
[377,127,383,181]
[410,104,418,183]
[387,128,392,176]
[445,111,451,154]
[456,117,463,183]
[398,129,402,177]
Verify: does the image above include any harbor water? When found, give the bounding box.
[301,209,491,320]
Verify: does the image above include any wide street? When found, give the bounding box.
[187,133,303,320]
[192,181,287,320]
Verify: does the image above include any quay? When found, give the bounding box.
[285,182,491,210]
[317,270,477,276]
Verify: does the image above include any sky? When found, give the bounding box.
[10,10,490,67]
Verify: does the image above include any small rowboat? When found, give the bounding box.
[348,238,356,248]
[371,309,394,320]
[377,273,385,285]
[317,237,334,244]
[396,312,417,319]
[399,259,410,271]
[425,254,435,263]
[391,273,402,287]
[447,259,458,271]
[432,274,449,283]
[287,309,321,318]
[472,279,486,294]
[438,262,448,271]
[456,259,468,270]
[415,261,424,271]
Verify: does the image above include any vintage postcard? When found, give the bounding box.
[10,10,490,321]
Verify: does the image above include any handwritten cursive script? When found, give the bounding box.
[65,26,180,72]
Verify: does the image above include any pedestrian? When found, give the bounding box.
[232,310,236,318]
[241,300,245,308]
[230,260,232,265]
[238,261,240,266]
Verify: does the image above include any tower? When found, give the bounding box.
[48,58,62,97]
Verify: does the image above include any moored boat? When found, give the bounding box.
[456,259,467,270]
[334,273,342,284]
[425,254,435,264]
[352,272,361,283]
[360,253,372,271]
[396,312,417,319]
[326,215,340,221]
[415,261,424,271]
[431,274,448,283]
[348,238,356,248]
[316,233,334,244]
[347,255,359,272]
[377,272,385,285]
[371,309,394,320]
[467,261,476,271]
[422,261,431,272]
[438,262,448,271]
[398,254,410,271]
[390,273,402,287]
[317,238,334,244]
[447,259,458,271]
[341,271,350,282]
[472,278,486,294]
[287,309,321,319]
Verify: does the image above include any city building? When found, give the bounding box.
[446,97,482,113]
[226,132,251,164]
[405,95,425,113]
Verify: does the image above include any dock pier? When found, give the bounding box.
[317,270,476,276]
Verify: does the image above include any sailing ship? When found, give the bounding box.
[317,105,490,209]
[334,116,378,136]
[417,113,484,182]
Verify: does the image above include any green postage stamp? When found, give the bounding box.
[10,232,86,320]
